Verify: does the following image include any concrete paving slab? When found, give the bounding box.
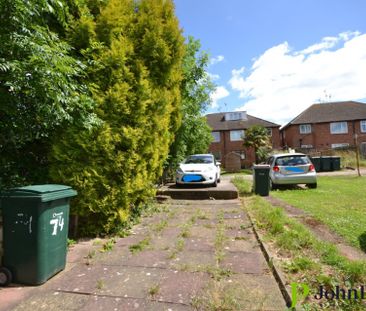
[184,238,215,252]
[80,296,192,311]
[157,270,209,305]
[12,291,89,311]
[224,237,260,253]
[52,265,165,299]
[170,250,216,268]
[220,251,269,275]
[222,218,252,230]
[124,250,171,269]
[116,234,149,247]
[189,226,216,239]
[149,235,177,251]
[225,274,287,310]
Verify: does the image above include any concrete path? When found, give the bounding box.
[157,178,238,200]
[1,199,286,311]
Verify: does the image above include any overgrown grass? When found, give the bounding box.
[231,176,252,196]
[247,195,366,309]
[129,237,151,254]
[271,176,366,250]
[335,150,366,169]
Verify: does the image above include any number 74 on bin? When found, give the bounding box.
[50,212,64,236]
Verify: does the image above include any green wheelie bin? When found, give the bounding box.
[0,185,77,286]
[253,165,270,196]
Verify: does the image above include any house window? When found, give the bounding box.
[331,143,349,149]
[267,128,272,136]
[230,130,245,141]
[330,122,348,134]
[301,144,313,149]
[299,124,311,134]
[211,131,220,142]
[211,151,221,160]
[361,120,366,133]
[225,112,247,121]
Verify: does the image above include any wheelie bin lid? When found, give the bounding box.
[0,184,77,202]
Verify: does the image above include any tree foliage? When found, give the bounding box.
[167,37,214,170]
[243,125,271,164]
[0,0,96,187]
[50,0,185,235]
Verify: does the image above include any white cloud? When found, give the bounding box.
[229,32,366,125]
[210,55,225,65]
[210,86,230,108]
[207,72,220,81]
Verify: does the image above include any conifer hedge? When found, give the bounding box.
[50,0,185,235]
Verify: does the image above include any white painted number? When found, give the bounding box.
[50,212,65,236]
[50,219,58,235]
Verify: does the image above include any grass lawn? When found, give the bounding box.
[271,176,366,250]
[232,177,366,310]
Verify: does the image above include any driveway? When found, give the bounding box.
[1,197,286,310]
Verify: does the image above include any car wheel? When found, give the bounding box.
[217,177,221,183]
[307,183,317,189]
[269,178,277,190]
[212,176,218,187]
[0,267,12,287]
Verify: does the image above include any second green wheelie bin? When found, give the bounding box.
[0,185,77,286]
[253,165,270,196]
[331,156,341,171]
[321,156,332,171]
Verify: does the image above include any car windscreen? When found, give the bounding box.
[185,156,213,164]
[275,155,310,166]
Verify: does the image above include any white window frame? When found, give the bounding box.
[360,120,366,133]
[301,144,313,149]
[267,128,272,137]
[230,130,245,141]
[299,124,311,134]
[331,143,349,149]
[330,122,348,134]
[211,131,220,143]
[225,112,247,121]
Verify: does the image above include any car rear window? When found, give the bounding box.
[275,156,310,166]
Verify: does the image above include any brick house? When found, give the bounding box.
[206,111,281,169]
[281,101,366,154]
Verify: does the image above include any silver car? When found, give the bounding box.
[266,153,317,189]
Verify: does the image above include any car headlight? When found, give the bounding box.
[176,167,184,174]
[204,167,214,172]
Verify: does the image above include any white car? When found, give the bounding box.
[176,154,221,187]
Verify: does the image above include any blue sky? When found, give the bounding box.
[174,0,366,125]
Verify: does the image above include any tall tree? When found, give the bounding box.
[0,0,96,187]
[50,0,185,235]
[167,37,214,171]
[243,125,271,164]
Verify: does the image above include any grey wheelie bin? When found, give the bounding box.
[253,165,270,196]
[0,185,77,286]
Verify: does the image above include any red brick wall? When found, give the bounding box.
[282,120,366,150]
[208,127,281,168]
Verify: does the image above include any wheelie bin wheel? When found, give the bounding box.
[0,267,12,286]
